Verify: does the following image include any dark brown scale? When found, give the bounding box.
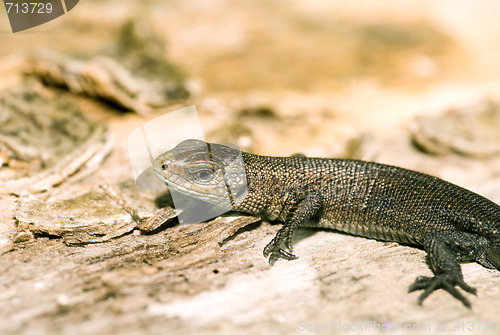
[232,151,500,307]
[156,140,500,308]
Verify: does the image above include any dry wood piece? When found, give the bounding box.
[98,182,179,233]
[14,178,181,245]
[411,98,500,157]
[25,20,190,115]
[152,215,261,270]
[0,85,112,195]
[14,176,259,249]
[15,186,136,245]
[26,50,164,115]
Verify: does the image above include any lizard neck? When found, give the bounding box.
[232,152,296,221]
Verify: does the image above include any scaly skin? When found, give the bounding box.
[153,139,500,307]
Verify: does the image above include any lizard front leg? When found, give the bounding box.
[408,231,485,308]
[263,188,322,264]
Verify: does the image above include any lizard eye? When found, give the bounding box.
[196,169,213,181]
[161,163,168,170]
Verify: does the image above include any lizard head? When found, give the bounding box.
[153,139,247,208]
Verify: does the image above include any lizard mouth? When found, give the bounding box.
[161,170,233,206]
[152,166,165,182]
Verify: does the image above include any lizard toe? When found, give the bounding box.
[441,281,472,308]
[408,274,474,308]
[265,247,297,265]
[263,239,278,258]
[408,276,432,292]
[264,231,296,264]
[456,278,477,295]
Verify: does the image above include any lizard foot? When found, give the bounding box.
[408,274,476,308]
[263,237,297,265]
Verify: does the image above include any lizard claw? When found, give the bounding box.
[263,239,297,265]
[408,275,476,308]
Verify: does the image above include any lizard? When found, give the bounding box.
[152,139,500,308]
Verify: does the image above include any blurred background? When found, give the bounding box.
[3,0,500,157]
[1,1,500,334]
[2,0,500,151]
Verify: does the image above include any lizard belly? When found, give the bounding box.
[310,207,422,245]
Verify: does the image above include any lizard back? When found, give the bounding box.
[237,153,500,246]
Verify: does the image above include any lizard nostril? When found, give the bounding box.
[161,163,168,170]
